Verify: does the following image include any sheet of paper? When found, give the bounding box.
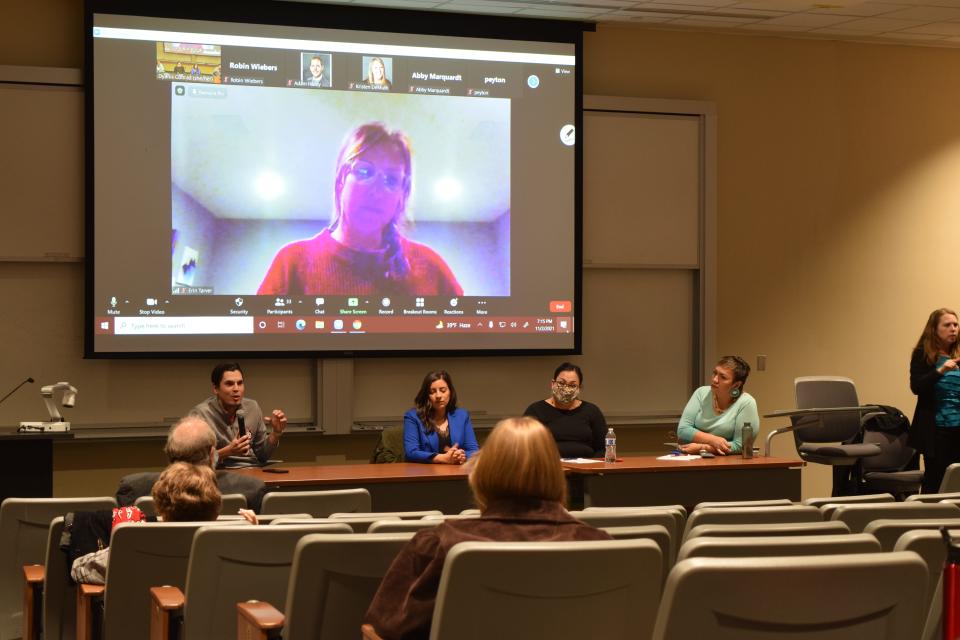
[656,454,701,461]
[561,458,603,464]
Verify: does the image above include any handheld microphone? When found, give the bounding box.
[236,409,247,438]
[0,377,34,407]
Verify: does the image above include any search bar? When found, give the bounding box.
[113,316,253,335]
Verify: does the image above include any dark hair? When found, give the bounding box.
[414,370,458,429]
[717,355,751,385]
[211,362,243,387]
[553,362,583,385]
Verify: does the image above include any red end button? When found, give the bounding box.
[549,300,572,313]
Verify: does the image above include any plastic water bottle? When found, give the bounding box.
[741,422,754,459]
[604,427,617,463]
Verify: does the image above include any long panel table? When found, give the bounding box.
[231,455,803,513]
[561,456,804,509]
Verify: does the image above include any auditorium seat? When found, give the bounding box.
[582,504,687,536]
[330,509,442,520]
[367,519,441,533]
[652,552,927,639]
[893,528,954,640]
[693,498,793,510]
[676,532,880,562]
[76,520,245,640]
[431,539,662,640]
[601,524,672,585]
[939,463,960,492]
[569,510,679,560]
[273,516,399,533]
[681,505,821,542]
[685,520,851,540]
[906,491,960,504]
[134,493,247,517]
[828,501,960,533]
[802,493,895,508]
[236,532,414,640]
[260,488,371,517]
[1,496,116,640]
[862,517,960,550]
[149,523,354,640]
[25,517,69,640]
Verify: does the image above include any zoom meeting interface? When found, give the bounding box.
[90,14,578,354]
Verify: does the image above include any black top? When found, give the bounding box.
[523,399,607,458]
[909,346,942,457]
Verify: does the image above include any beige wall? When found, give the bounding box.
[5,3,959,499]
[585,25,960,497]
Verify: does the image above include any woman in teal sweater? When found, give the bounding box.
[678,355,759,455]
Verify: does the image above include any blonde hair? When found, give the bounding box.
[916,308,960,365]
[468,417,566,511]
[151,462,221,521]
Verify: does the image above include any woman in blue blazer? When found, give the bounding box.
[403,371,479,464]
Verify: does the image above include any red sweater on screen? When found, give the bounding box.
[256,229,463,296]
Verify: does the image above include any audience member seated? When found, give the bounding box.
[72,462,225,584]
[364,416,612,638]
[524,362,607,458]
[115,415,268,512]
[677,355,759,456]
[403,370,479,464]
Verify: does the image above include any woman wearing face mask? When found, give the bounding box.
[523,362,607,458]
[677,355,759,456]
[403,370,479,464]
[909,308,960,493]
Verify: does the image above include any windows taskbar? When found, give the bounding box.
[94,316,573,335]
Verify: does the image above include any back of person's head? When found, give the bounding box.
[211,362,243,386]
[469,417,566,511]
[152,462,221,521]
[164,416,216,465]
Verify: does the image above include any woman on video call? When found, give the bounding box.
[257,122,462,296]
[366,56,391,87]
[403,370,478,464]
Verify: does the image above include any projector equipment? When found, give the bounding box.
[18,381,78,432]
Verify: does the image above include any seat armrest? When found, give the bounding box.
[22,565,45,640]
[361,623,385,640]
[150,585,185,640]
[77,583,105,640]
[236,600,284,640]
[764,424,800,457]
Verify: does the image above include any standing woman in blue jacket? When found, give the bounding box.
[403,371,479,464]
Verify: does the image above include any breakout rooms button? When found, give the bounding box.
[549,300,572,313]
